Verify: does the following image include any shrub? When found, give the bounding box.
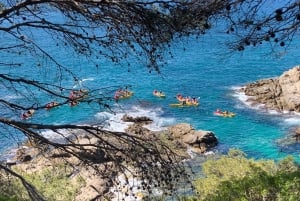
[185,149,300,201]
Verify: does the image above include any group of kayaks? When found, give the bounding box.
[153,91,200,108]
[21,89,89,120]
[114,89,166,100]
[114,89,235,117]
[21,88,235,120]
[169,94,199,107]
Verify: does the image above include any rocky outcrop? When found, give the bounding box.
[6,117,218,201]
[15,148,32,162]
[241,66,300,112]
[167,123,218,153]
[293,127,300,142]
[125,123,152,136]
[121,114,153,124]
[123,116,218,154]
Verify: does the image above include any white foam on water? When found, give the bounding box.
[204,150,215,156]
[81,77,95,82]
[106,112,133,132]
[73,77,94,88]
[94,111,114,122]
[0,129,73,162]
[0,148,19,162]
[231,86,255,109]
[186,147,196,159]
[94,105,176,132]
[231,86,300,128]
[40,129,73,144]
[231,86,280,113]
[283,116,300,126]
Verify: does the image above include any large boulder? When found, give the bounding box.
[121,114,153,124]
[125,123,151,135]
[167,123,194,138]
[293,127,300,142]
[242,66,300,112]
[167,123,218,153]
[14,147,32,163]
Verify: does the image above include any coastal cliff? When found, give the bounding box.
[241,66,300,112]
[4,115,218,201]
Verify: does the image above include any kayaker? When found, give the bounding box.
[22,110,33,119]
[70,100,78,107]
[46,101,58,110]
[124,86,129,95]
[69,91,74,100]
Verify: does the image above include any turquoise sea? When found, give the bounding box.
[1,27,300,163]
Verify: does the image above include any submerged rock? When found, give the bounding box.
[121,114,153,124]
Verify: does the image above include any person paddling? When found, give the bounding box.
[21,109,34,120]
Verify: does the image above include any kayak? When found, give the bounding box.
[169,102,199,107]
[153,91,166,98]
[214,111,236,117]
[176,94,200,105]
[45,102,59,110]
[176,94,185,102]
[115,91,134,100]
[70,89,89,101]
[21,109,35,120]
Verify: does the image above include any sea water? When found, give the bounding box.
[1,27,300,163]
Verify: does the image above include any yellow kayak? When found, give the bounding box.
[153,92,166,98]
[214,111,236,117]
[169,102,199,107]
[116,91,134,100]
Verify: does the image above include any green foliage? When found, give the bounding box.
[0,169,28,201]
[277,155,298,172]
[185,149,300,201]
[9,162,85,201]
[0,195,19,201]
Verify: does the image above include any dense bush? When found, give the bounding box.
[183,149,300,201]
[0,162,85,201]
[0,195,19,201]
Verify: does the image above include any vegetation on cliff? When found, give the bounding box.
[182,149,300,201]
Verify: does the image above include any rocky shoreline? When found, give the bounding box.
[240,66,300,113]
[239,65,300,144]
[5,66,300,200]
[3,115,218,201]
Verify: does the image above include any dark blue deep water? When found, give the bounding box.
[1,26,300,162]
